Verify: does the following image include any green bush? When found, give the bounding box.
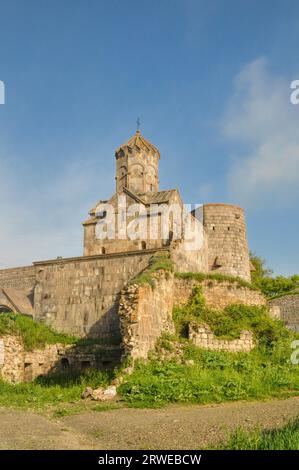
[250,251,299,298]
[256,276,299,299]
[173,285,287,346]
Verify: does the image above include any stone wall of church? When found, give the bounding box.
[83,190,184,257]
[171,232,209,274]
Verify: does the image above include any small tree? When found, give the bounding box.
[250,252,299,298]
[250,251,273,283]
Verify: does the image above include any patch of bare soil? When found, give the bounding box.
[0,396,299,450]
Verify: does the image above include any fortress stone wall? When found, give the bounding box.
[173,277,266,309]
[0,265,36,290]
[203,204,251,281]
[33,250,157,337]
[269,294,299,331]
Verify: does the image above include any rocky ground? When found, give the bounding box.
[0,396,298,450]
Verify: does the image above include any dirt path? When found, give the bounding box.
[0,397,299,450]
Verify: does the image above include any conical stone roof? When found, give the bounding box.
[115,130,160,159]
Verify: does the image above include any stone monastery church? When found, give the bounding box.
[0,130,253,340]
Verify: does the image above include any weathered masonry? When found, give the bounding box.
[269,294,299,331]
[0,130,253,341]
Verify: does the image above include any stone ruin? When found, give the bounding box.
[0,130,264,383]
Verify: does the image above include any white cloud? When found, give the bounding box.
[223,58,299,209]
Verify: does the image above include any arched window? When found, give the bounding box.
[98,210,107,220]
[141,241,146,250]
[101,247,106,254]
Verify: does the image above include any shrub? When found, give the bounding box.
[173,285,288,346]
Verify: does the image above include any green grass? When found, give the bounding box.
[0,313,76,350]
[0,369,113,409]
[252,274,299,299]
[218,416,299,449]
[119,337,299,408]
[132,252,174,286]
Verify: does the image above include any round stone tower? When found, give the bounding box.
[115,130,160,194]
[203,203,251,281]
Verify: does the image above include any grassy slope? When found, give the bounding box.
[218,415,299,450]
[0,369,112,409]
[132,252,174,286]
[0,313,76,350]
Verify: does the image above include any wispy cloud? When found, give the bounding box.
[223,58,299,209]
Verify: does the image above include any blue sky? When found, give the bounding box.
[0,0,299,274]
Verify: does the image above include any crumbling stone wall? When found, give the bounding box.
[189,323,254,352]
[0,334,121,383]
[0,335,71,383]
[118,273,264,361]
[0,335,24,383]
[119,271,175,360]
[269,294,299,331]
[173,277,266,309]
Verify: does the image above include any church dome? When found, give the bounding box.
[115,130,160,159]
